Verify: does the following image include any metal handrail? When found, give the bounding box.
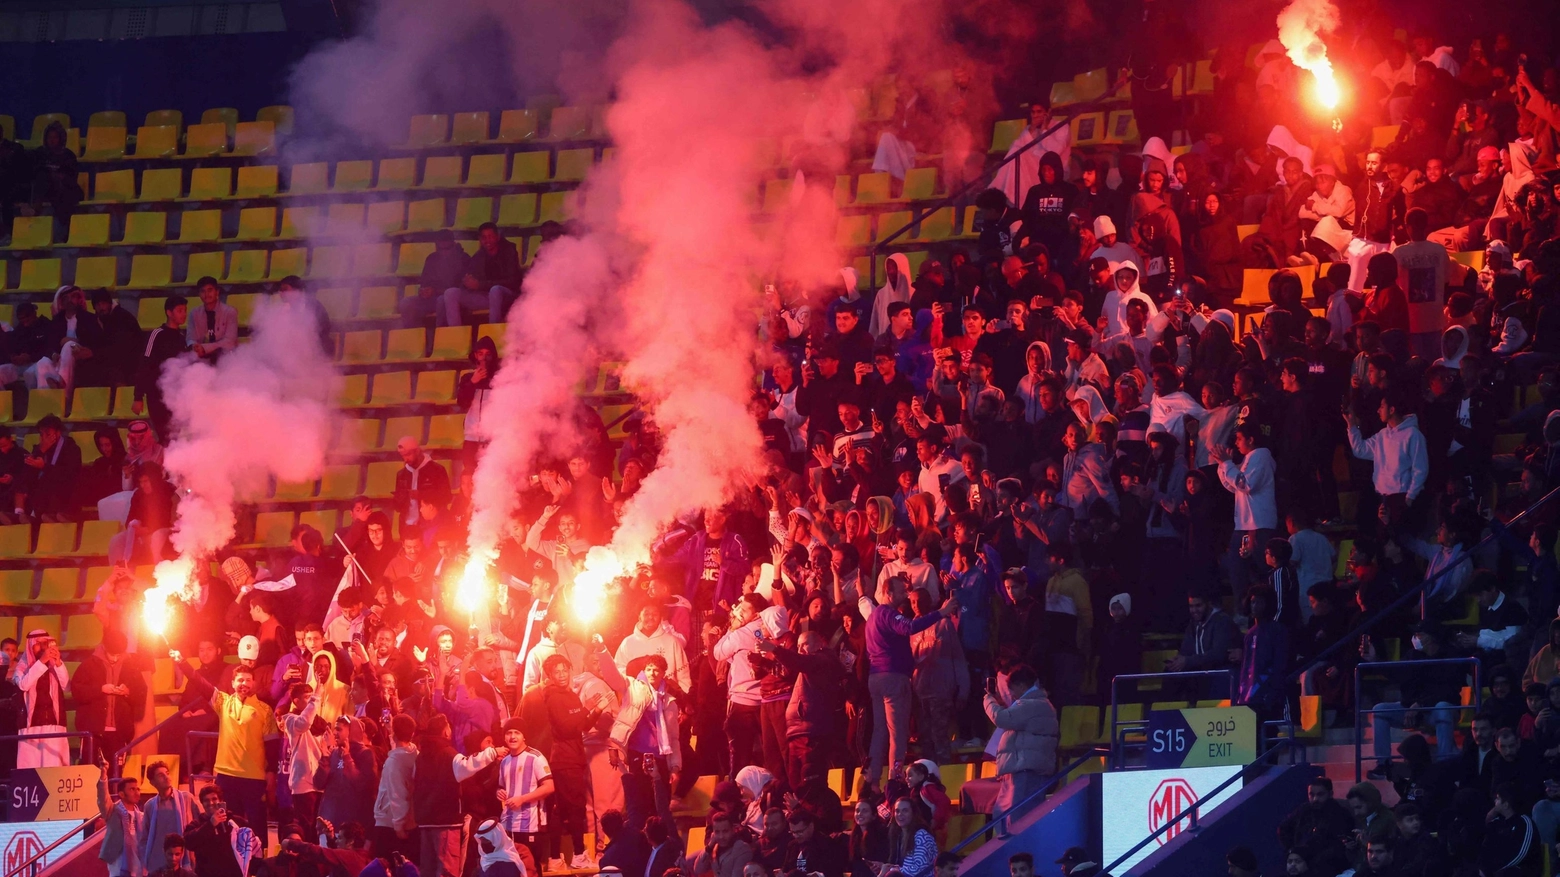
[1287,484,1560,686]
[0,731,96,767]
[944,746,1110,857]
[1101,736,1304,874]
[2,815,103,877]
[868,83,1131,260]
[185,731,219,795]
[1352,657,1482,782]
[1109,670,1236,767]
[112,698,207,768]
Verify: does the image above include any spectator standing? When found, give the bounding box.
[170,649,278,834]
[858,581,958,791]
[132,296,189,440]
[187,277,238,362]
[392,438,451,541]
[982,663,1058,837]
[13,629,70,768]
[1214,422,1278,602]
[72,629,145,767]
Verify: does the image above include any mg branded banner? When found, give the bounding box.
[1101,765,1243,873]
[0,820,87,877]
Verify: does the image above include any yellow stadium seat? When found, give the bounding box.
[288,163,330,196]
[315,288,354,322]
[21,614,62,642]
[421,156,464,188]
[341,331,383,364]
[202,107,238,134]
[224,292,258,327]
[1059,704,1101,750]
[8,216,53,249]
[353,243,392,276]
[308,246,353,279]
[299,510,338,538]
[75,256,119,289]
[375,158,417,190]
[404,114,450,148]
[144,109,182,130]
[234,165,279,198]
[338,374,370,408]
[82,126,127,162]
[66,387,112,423]
[36,568,81,601]
[183,123,229,158]
[186,251,227,285]
[1103,109,1139,144]
[138,168,184,201]
[396,242,436,277]
[455,197,493,230]
[495,109,540,143]
[0,570,32,602]
[426,414,466,449]
[62,613,103,650]
[383,328,426,362]
[912,207,955,242]
[86,169,136,204]
[989,118,1025,153]
[835,215,871,249]
[88,111,126,130]
[467,153,508,187]
[232,121,276,157]
[366,201,407,235]
[554,149,593,182]
[414,370,458,403]
[431,326,472,361]
[273,476,317,501]
[497,194,537,227]
[233,207,277,241]
[325,203,366,237]
[370,371,413,406]
[67,520,121,558]
[363,461,402,498]
[450,112,490,144]
[246,511,296,548]
[226,250,270,284]
[151,658,185,695]
[265,248,307,282]
[509,151,550,184]
[186,167,232,200]
[536,192,573,224]
[65,213,111,248]
[356,286,401,321]
[1071,112,1106,146]
[874,211,911,243]
[126,255,172,289]
[122,212,167,245]
[337,418,377,451]
[318,465,362,500]
[899,167,938,201]
[257,105,295,134]
[280,206,321,239]
[132,125,179,159]
[333,160,374,192]
[176,209,223,243]
[18,389,67,426]
[547,106,591,140]
[405,199,447,233]
[383,416,424,448]
[854,173,892,204]
[137,298,167,330]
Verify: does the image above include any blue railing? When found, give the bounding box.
[943,746,1111,856]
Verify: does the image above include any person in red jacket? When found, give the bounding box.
[1360,253,1410,334]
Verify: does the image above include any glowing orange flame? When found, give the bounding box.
[143,556,196,638]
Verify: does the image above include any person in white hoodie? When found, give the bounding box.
[1013,341,1052,424]
[869,253,912,338]
[1346,388,1429,523]
[279,684,325,840]
[878,532,940,602]
[613,602,691,692]
[1100,262,1157,338]
[1213,421,1278,599]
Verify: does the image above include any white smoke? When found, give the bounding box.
[1277,0,1341,109]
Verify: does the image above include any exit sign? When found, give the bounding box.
[1145,706,1257,769]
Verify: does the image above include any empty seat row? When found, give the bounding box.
[0,521,122,561]
[336,369,462,406]
[829,205,969,249]
[81,122,277,162]
[11,611,103,650]
[399,107,601,148]
[72,150,598,206]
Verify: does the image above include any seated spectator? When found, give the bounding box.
[401,232,468,328]
[74,426,126,510]
[19,414,81,522]
[1367,623,1464,777]
[445,223,521,327]
[81,289,142,388]
[107,461,176,565]
[187,277,239,362]
[1277,775,1353,870]
[0,426,26,524]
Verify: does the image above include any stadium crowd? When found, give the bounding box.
[0,11,1558,877]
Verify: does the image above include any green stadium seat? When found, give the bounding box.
[288,163,330,196]
[280,206,321,239]
[137,298,167,330]
[900,167,938,200]
[356,286,401,320]
[202,107,239,134]
[316,288,354,322]
[383,328,426,362]
[547,106,591,140]
[66,387,112,422]
[466,154,507,187]
[404,114,450,148]
[83,126,127,162]
[369,371,413,405]
[495,109,539,143]
[554,149,593,181]
[132,125,179,159]
[510,151,550,183]
[450,112,490,144]
[762,178,792,212]
[233,207,277,241]
[31,523,77,558]
[913,207,956,241]
[854,173,892,204]
[111,386,135,415]
[537,192,573,224]
[228,293,259,327]
[62,613,104,650]
[21,614,61,642]
[337,418,377,451]
[318,465,362,500]
[86,169,136,204]
[298,510,338,538]
[326,203,366,236]
[247,511,295,548]
[144,109,183,129]
[64,214,111,248]
[431,326,472,361]
[375,158,417,191]
[185,251,227,285]
[0,525,30,556]
[138,168,184,202]
[17,389,66,426]
[341,331,383,364]
[338,374,369,408]
[8,216,53,249]
[273,476,317,501]
[75,256,119,289]
[366,201,407,235]
[405,199,447,233]
[309,246,353,279]
[364,461,401,498]
[234,165,279,198]
[126,255,172,289]
[232,121,276,157]
[414,370,458,403]
[427,414,465,449]
[176,209,223,243]
[874,211,911,243]
[88,111,126,130]
[836,215,871,248]
[497,194,537,227]
[121,212,167,245]
[264,248,306,282]
[421,156,463,188]
[0,570,30,602]
[353,243,392,276]
[183,123,229,158]
[186,167,232,200]
[396,242,436,277]
[226,250,270,284]
[256,105,295,134]
[333,160,374,192]
[454,197,493,229]
[383,416,424,448]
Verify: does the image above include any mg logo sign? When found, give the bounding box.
[1148,778,1199,845]
[5,830,44,877]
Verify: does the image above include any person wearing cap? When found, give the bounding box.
[170,643,280,834]
[1051,848,1098,877]
[131,295,190,440]
[1299,162,1355,231]
[12,628,69,768]
[1061,329,1108,397]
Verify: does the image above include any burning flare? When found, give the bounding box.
[456,559,490,616]
[142,556,197,638]
[571,546,637,625]
[1277,0,1342,111]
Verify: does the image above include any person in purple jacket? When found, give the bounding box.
[856,576,959,794]
[653,507,751,612]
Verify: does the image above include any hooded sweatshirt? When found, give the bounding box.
[1347,413,1429,502]
[457,336,500,442]
[1018,152,1079,255]
[1100,262,1158,337]
[870,254,912,338]
[1013,341,1052,424]
[613,622,691,692]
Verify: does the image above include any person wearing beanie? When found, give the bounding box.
[1089,215,1142,275]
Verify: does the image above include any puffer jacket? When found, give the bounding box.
[983,684,1059,776]
[595,648,683,771]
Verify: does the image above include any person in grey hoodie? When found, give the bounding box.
[372,713,419,857]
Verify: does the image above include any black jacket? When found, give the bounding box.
[392,456,451,520]
[27,434,81,517]
[1179,608,1239,671]
[135,325,190,402]
[71,653,148,736]
[413,735,463,825]
[464,239,523,292]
